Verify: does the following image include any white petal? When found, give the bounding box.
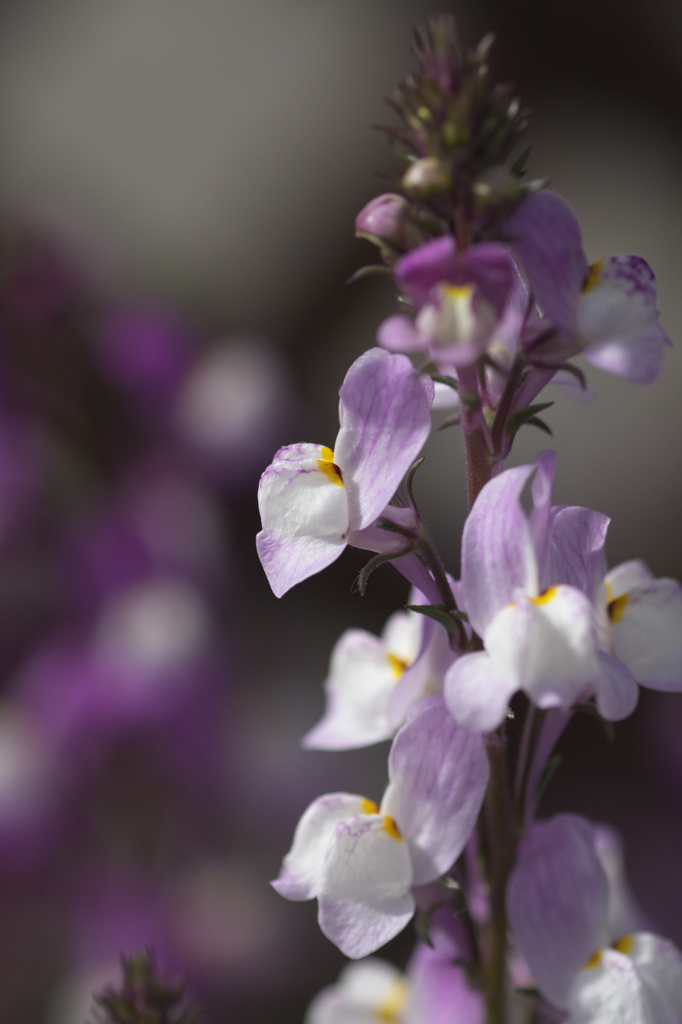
[567,949,645,1024]
[629,933,682,1024]
[318,815,414,958]
[610,580,682,690]
[302,630,398,750]
[272,793,370,901]
[305,959,405,1024]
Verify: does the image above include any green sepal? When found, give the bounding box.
[355,549,413,596]
[505,401,554,439]
[414,900,449,948]
[431,374,460,392]
[406,603,468,637]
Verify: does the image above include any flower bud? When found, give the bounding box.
[355,193,414,247]
[472,165,523,209]
[402,157,451,196]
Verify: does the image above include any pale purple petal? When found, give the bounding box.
[593,651,639,722]
[445,650,517,732]
[505,190,588,333]
[594,825,649,938]
[458,463,539,636]
[272,793,368,901]
[584,324,669,384]
[548,505,610,603]
[394,236,458,309]
[377,314,425,353]
[529,449,557,578]
[381,695,489,883]
[507,814,610,1010]
[388,619,456,731]
[610,578,682,690]
[334,349,432,531]
[406,943,484,1024]
[318,815,414,958]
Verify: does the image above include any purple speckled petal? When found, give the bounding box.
[394,236,458,309]
[458,463,539,636]
[577,255,671,383]
[318,814,415,958]
[380,695,489,883]
[335,349,432,531]
[506,190,588,332]
[377,314,425,353]
[507,813,610,1010]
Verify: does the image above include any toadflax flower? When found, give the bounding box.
[506,190,672,383]
[445,451,639,732]
[507,813,682,1023]
[272,696,488,958]
[256,348,433,597]
[377,235,527,370]
[302,594,456,750]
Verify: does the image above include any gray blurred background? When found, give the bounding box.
[0,1,680,1021]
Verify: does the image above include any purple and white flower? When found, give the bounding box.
[377,236,527,370]
[506,190,671,383]
[507,813,682,1022]
[303,596,456,750]
[256,348,433,597]
[445,452,639,732]
[272,696,488,958]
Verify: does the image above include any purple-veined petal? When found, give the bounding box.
[548,505,610,604]
[609,578,682,690]
[334,349,432,531]
[381,695,488,883]
[529,450,557,573]
[394,236,458,309]
[593,651,639,722]
[458,463,539,636]
[507,813,610,1010]
[505,190,588,333]
[272,793,370,901]
[318,814,414,958]
[377,314,425,354]
[444,650,516,733]
[257,443,349,597]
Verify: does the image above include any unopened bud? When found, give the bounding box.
[472,165,523,209]
[355,193,422,253]
[402,157,451,196]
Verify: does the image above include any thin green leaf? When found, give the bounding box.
[406,603,468,636]
[525,415,553,436]
[505,401,554,439]
[431,374,460,392]
[355,549,411,595]
[535,752,563,807]
[346,264,393,284]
